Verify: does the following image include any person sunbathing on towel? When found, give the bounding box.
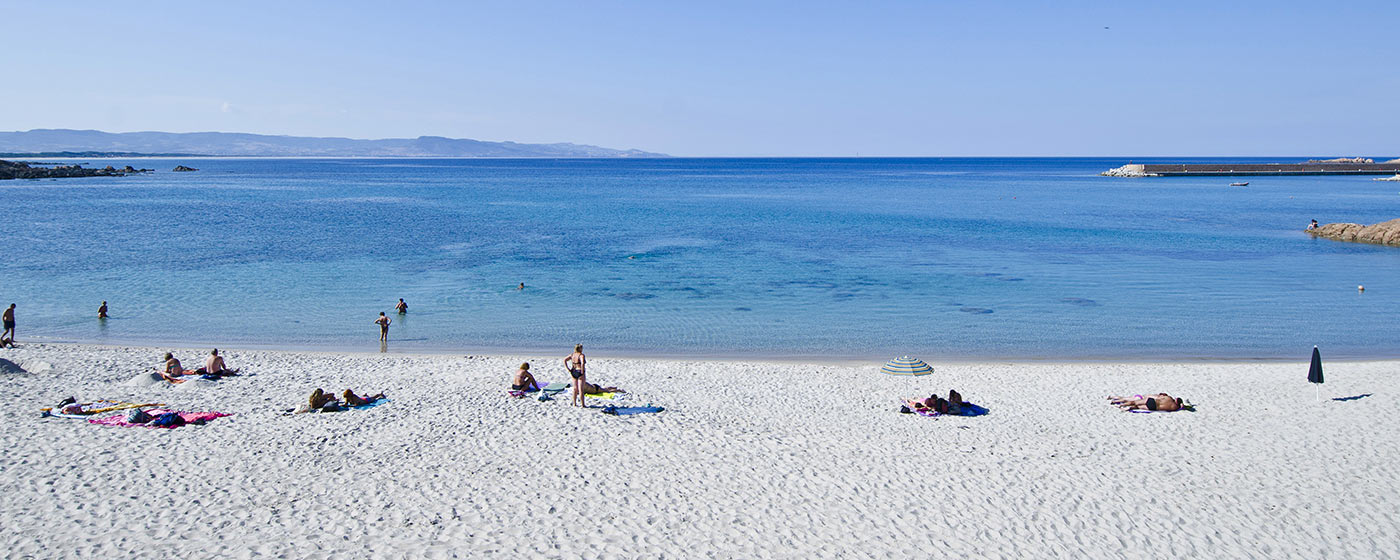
[581,380,625,394]
[161,353,188,384]
[904,390,964,414]
[342,389,386,406]
[1108,393,1183,412]
[511,362,539,391]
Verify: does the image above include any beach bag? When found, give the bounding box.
[126,409,152,424]
[320,401,342,412]
[150,412,185,427]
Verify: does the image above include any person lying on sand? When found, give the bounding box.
[161,353,187,384]
[1108,393,1183,412]
[904,390,964,414]
[197,348,239,376]
[581,379,625,394]
[511,362,539,391]
[342,389,386,406]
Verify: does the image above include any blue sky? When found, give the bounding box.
[3,1,1397,156]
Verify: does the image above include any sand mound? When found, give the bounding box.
[23,361,52,373]
[174,377,220,391]
[0,358,25,374]
[123,372,164,387]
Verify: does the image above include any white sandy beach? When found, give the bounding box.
[2,342,1398,558]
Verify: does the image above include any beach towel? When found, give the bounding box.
[90,408,231,429]
[531,382,569,401]
[586,392,619,400]
[601,404,664,416]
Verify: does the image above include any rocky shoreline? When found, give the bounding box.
[0,159,152,180]
[1307,218,1400,247]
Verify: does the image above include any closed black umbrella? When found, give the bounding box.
[1308,346,1324,401]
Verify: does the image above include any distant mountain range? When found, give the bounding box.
[0,129,666,158]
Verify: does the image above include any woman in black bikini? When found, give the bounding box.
[511,362,539,391]
[564,344,586,407]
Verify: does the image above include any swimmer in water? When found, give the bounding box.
[98,301,108,319]
[395,298,408,314]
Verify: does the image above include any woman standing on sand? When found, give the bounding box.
[375,312,392,341]
[564,344,587,407]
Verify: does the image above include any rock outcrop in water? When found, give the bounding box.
[172,165,198,172]
[1308,219,1400,247]
[0,159,152,180]
[1101,164,1149,177]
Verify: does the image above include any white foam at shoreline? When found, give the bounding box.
[3,342,1398,557]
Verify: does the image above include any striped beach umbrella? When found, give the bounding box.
[881,356,933,376]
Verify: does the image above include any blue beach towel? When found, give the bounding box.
[349,398,390,410]
[601,405,665,416]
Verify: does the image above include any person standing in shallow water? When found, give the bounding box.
[98,301,108,319]
[564,344,587,407]
[375,312,392,341]
[395,298,408,314]
[2,304,15,342]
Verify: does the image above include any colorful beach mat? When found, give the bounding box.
[90,409,231,428]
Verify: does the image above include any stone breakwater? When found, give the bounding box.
[0,159,152,180]
[1308,219,1400,247]
[1103,162,1400,177]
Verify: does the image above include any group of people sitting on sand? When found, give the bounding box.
[159,349,241,383]
[511,345,625,406]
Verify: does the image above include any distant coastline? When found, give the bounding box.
[0,129,667,158]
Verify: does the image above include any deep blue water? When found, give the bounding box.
[3,157,1398,359]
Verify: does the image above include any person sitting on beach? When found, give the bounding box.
[98,301,108,319]
[0,336,13,349]
[342,389,386,406]
[395,298,408,314]
[1108,393,1183,412]
[904,390,964,414]
[198,348,239,376]
[161,353,187,384]
[1308,219,1319,230]
[512,362,540,391]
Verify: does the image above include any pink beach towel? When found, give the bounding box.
[89,409,232,429]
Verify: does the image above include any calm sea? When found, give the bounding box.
[3,157,1398,360]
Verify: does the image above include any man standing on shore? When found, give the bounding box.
[2,304,15,342]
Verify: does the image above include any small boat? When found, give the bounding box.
[1229,182,1249,186]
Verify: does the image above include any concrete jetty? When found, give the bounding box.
[1103,162,1400,177]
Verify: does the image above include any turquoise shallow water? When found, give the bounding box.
[2,157,1398,359]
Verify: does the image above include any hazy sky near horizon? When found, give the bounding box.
[3,1,1397,157]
